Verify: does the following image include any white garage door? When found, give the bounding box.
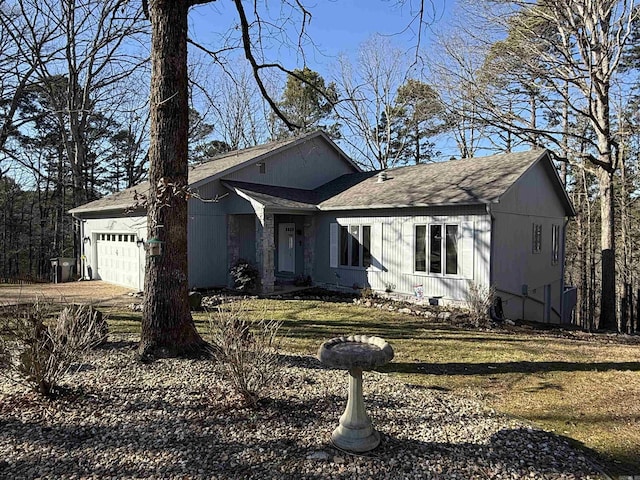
[96,233,144,290]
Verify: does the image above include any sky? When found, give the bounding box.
[184,0,460,160]
[188,0,453,75]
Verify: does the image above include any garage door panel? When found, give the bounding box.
[96,232,143,290]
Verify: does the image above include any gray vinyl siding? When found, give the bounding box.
[221,136,355,189]
[187,182,230,288]
[314,206,490,303]
[490,160,567,322]
[187,213,227,288]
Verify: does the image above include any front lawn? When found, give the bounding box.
[110,298,640,475]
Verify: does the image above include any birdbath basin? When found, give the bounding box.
[318,335,394,452]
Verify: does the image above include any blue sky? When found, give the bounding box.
[185,1,461,161]
[189,1,452,73]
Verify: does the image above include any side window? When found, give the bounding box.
[362,225,371,268]
[415,225,427,272]
[429,225,442,274]
[339,226,349,266]
[532,223,542,254]
[551,224,560,265]
[445,225,459,275]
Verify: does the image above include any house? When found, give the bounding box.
[69,131,576,323]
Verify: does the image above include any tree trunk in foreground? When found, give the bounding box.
[140,0,205,358]
[598,168,617,331]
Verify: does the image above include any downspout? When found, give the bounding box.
[72,213,84,280]
[560,217,570,323]
[80,216,86,280]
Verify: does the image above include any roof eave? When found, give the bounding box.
[318,201,489,211]
[68,205,146,216]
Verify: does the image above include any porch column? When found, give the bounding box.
[303,215,316,279]
[255,207,275,293]
[227,215,241,288]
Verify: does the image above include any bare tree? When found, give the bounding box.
[334,35,412,169]
[0,2,59,172]
[141,0,319,358]
[446,0,637,329]
[142,0,435,357]
[210,60,268,149]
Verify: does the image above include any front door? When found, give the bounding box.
[278,223,295,273]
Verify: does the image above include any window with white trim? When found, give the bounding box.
[551,224,560,265]
[415,224,459,275]
[339,224,371,268]
[532,223,542,254]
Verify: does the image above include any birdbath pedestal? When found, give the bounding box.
[317,335,394,452]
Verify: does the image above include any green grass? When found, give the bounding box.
[105,299,640,476]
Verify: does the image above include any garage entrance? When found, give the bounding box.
[95,233,144,290]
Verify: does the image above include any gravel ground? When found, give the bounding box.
[0,338,605,480]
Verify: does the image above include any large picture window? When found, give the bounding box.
[339,224,371,268]
[415,224,459,275]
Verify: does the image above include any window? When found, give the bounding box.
[532,223,542,253]
[415,225,427,272]
[551,224,560,265]
[445,225,459,275]
[339,224,371,268]
[415,224,459,275]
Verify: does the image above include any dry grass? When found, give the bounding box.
[206,298,640,475]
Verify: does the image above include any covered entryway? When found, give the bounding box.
[223,181,318,293]
[95,232,144,290]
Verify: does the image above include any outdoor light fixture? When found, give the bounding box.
[146,237,164,258]
[136,238,145,247]
[83,236,91,244]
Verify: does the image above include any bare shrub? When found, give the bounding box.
[57,304,108,348]
[465,282,495,327]
[207,302,283,407]
[0,302,107,396]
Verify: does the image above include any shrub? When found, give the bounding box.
[360,287,375,299]
[0,302,107,396]
[465,281,495,327]
[229,259,260,292]
[207,302,283,407]
[57,304,108,347]
[293,274,312,287]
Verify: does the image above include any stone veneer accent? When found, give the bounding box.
[303,215,315,278]
[255,208,275,293]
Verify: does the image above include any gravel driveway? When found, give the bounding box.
[0,281,135,307]
[0,338,606,480]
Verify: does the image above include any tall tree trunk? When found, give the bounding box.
[140,0,205,358]
[598,167,616,330]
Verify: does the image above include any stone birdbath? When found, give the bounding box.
[317,335,394,452]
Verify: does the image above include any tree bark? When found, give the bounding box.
[140,0,205,359]
[598,167,617,331]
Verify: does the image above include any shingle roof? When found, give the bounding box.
[71,146,567,216]
[220,150,560,213]
[69,133,336,214]
[317,149,548,210]
[222,181,319,211]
